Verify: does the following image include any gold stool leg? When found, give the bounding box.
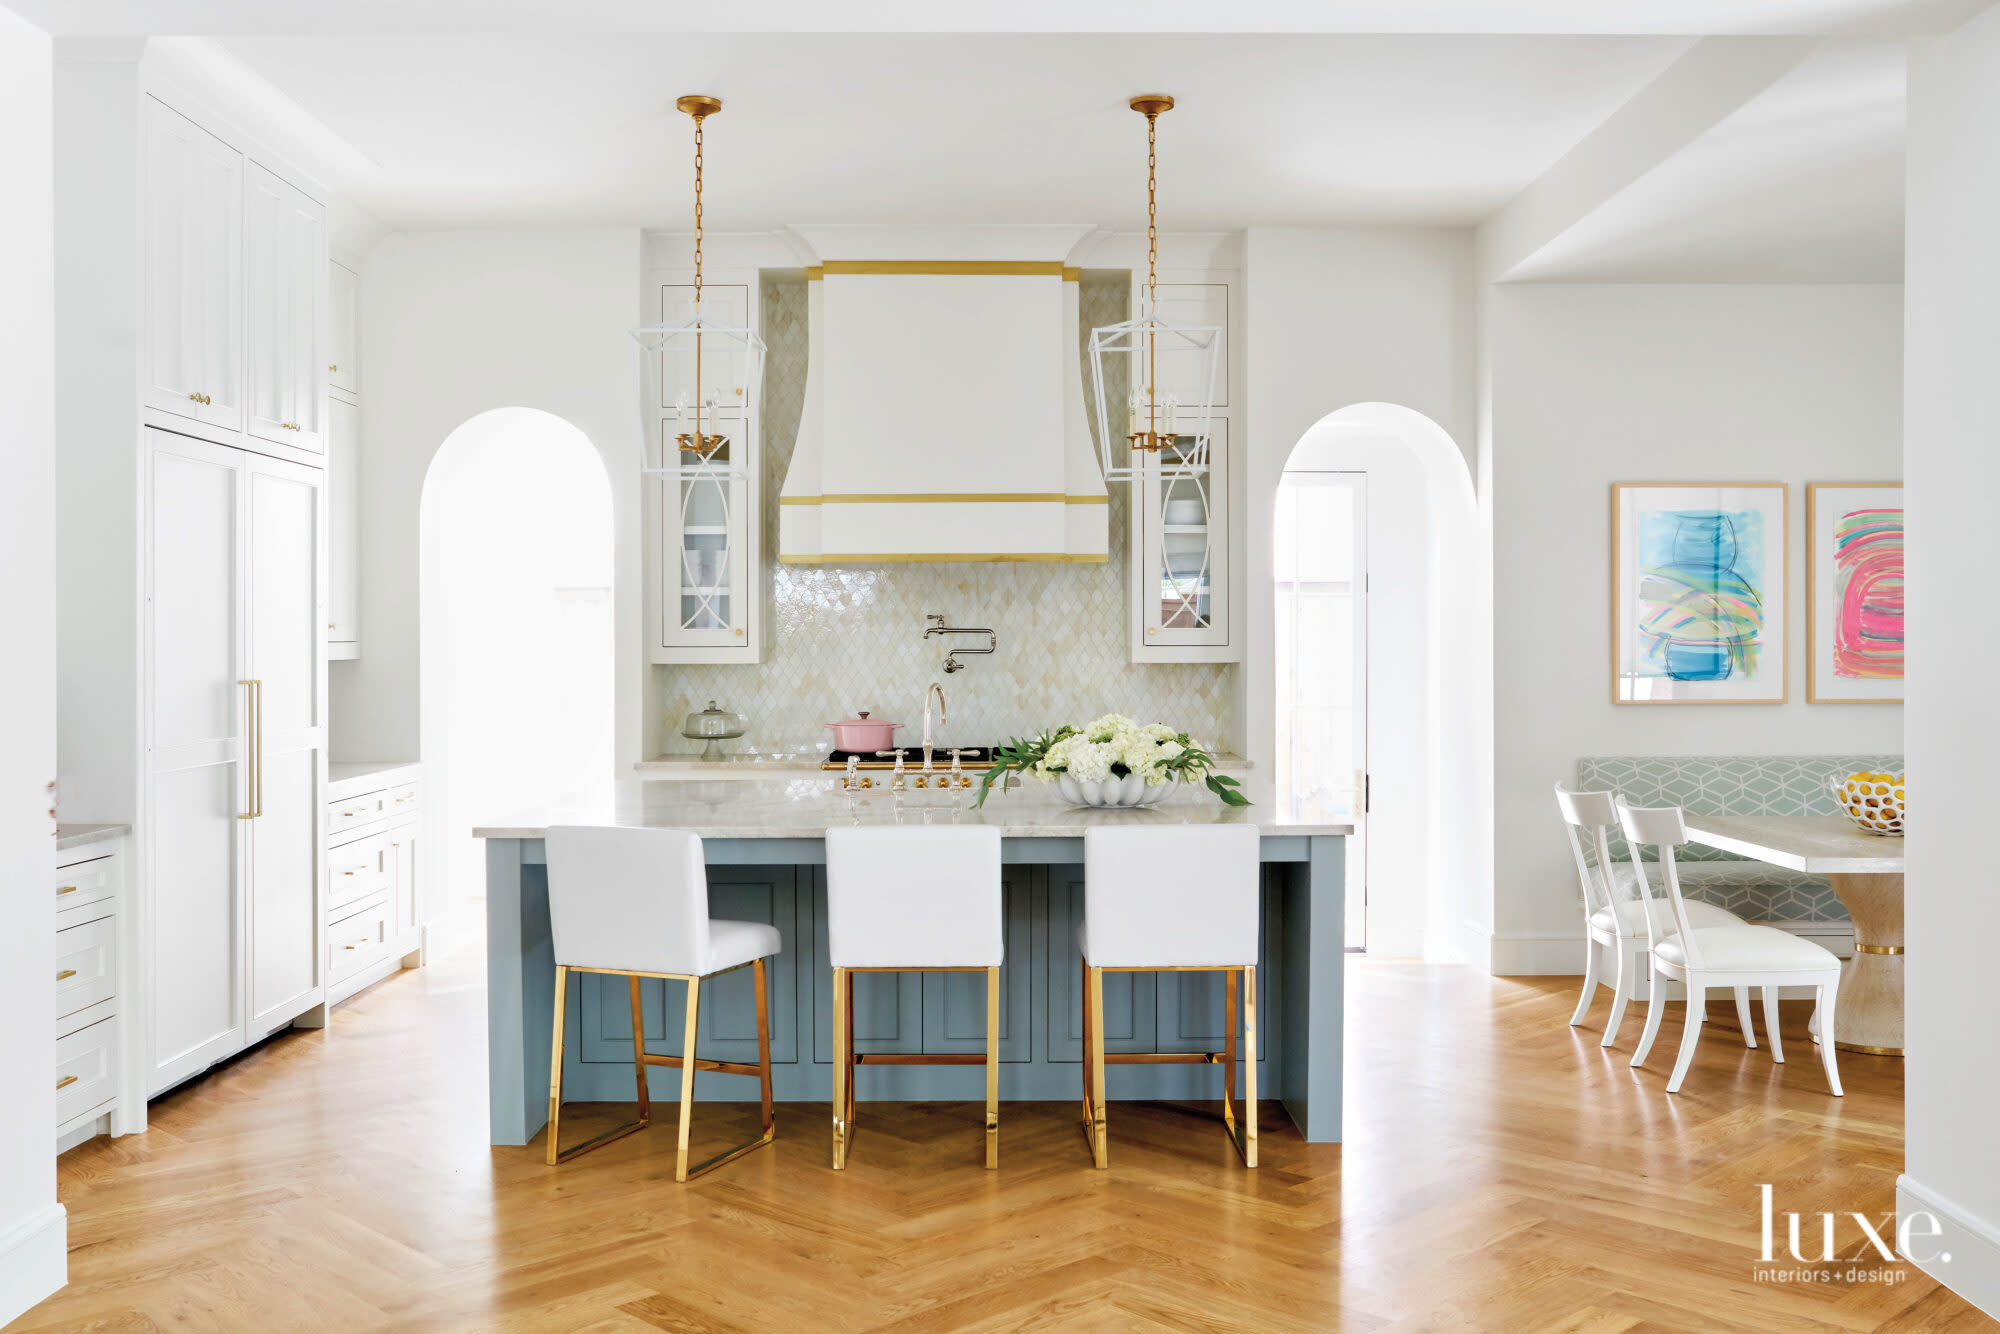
[1220,967,1239,1149]
[1077,956,1095,1159]
[545,967,650,1165]
[1087,964,1109,1169]
[831,966,850,1170]
[630,975,652,1127]
[754,957,775,1144]
[1242,965,1258,1169]
[985,966,1000,1170]
[674,974,701,1183]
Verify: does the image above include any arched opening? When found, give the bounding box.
[419,408,614,948]
[1273,403,1486,962]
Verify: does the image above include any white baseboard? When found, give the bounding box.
[0,1201,68,1328]
[1899,1175,2000,1320]
[1490,920,1855,977]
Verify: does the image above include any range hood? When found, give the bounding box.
[778,225,1109,564]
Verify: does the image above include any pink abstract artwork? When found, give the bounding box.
[1831,507,1903,679]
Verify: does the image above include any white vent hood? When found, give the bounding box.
[779,225,1109,564]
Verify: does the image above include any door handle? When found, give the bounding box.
[237,679,263,818]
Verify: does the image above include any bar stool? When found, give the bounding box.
[825,826,1004,1170]
[544,825,781,1181]
[1080,824,1261,1169]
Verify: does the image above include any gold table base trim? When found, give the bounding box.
[1834,1041,1904,1057]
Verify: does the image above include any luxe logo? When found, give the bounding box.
[1756,1185,1949,1278]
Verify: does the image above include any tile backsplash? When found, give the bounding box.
[651,270,1238,758]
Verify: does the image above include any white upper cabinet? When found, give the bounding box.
[326,395,360,656]
[246,163,327,453]
[142,98,243,433]
[328,261,358,398]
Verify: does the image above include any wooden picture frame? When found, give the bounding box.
[1612,483,1788,704]
[1807,482,1903,704]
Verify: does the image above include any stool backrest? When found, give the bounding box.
[1613,799,1704,968]
[1553,784,1634,936]
[825,826,1004,968]
[1081,825,1261,968]
[546,825,710,976]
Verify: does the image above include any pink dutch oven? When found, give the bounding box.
[825,711,904,752]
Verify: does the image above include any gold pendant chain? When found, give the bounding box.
[691,108,705,309]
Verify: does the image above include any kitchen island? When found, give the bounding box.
[476,780,1350,1146]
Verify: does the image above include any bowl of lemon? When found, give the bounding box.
[1831,771,1905,836]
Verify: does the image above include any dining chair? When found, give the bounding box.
[1615,799,1845,1095]
[1555,784,1753,1048]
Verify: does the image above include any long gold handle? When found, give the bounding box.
[57,1075,77,1090]
[57,969,77,981]
[253,679,263,817]
[237,679,263,818]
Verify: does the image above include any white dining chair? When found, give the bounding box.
[543,825,782,1181]
[826,826,1005,1171]
[1615,799,1845,1096]
[1555,784,1754,1048]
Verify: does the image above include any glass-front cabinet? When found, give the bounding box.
[1132,420,1231,656]
[650,279,761,663]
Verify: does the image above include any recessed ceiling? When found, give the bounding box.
[206,33,1692,230]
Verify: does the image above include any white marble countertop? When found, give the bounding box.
[56,823,129,854]
[328,760,422,800]
[474,778,1345,840]
[633,750,1253,779]
[1682,813,1904,874]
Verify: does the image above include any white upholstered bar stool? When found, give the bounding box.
[543,825,782,1181]
[825,826,1005,1171]
[1080,824,1262,1169]
[1615,800,1845,1096]
[1555,784,1754,1049]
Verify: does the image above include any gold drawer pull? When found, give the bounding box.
[57,1075,78,1090]
[57,969,77,981]
[329,364,339,372]
[57,884,79,895]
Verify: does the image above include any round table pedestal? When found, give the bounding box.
[1825,872,1904,1056]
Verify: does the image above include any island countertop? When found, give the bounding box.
[473,778,1351,842]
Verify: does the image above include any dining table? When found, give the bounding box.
[1679,813,1905,1055]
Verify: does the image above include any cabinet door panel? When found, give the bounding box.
[246,463,321,742]
[327,397,359,647]
[246,164,325,452]
[150,761,241,1085]
[249,747,320,1026]
[920,870,1030,1060]
[142,98,241,431]
[391,822,419,939]
[328,261,358,395]
[811,873,923,1059]
[1046,866,1156,1062]
[149,442,240,765]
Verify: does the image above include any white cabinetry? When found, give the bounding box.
[246,164,327,453]
[327,395,360,657]
[1127,277,1240,663]
[651,278,761,663]
[146,429,326,1095]
[325,765,424,1006]
[328,261,359,397]
[141,98,243,433]
[55,836,134,1152]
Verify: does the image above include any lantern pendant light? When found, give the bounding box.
[1087,94,1222,486]
[632,94,764,483]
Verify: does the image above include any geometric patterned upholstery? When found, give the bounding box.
[1576,754,1902,923]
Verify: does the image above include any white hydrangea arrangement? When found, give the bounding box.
[977,713,1248,808]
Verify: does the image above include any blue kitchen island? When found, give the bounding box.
[476,779,1349,1147]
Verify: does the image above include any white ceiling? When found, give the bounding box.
[194,34,1691,232]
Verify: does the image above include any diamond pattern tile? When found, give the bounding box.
[1577,753,1903,922]
[655,271,1239,757]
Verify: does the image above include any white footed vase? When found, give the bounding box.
[1055,772,1171,809]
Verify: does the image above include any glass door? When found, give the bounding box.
[1274,472,1367,950]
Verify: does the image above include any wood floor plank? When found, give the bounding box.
[18,940,1991,1333]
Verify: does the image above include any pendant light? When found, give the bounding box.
[1087,94,1221,486]
[632,94,765,482]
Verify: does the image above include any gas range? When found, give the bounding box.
[822,746,996,790]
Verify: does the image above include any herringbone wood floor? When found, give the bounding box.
[22,931,1994,1333]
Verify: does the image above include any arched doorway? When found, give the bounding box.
[1272,403,1486,962]
[419,408,614,947]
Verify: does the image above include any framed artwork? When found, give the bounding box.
[1612,483,1788,704]
[1807,482,1903,703]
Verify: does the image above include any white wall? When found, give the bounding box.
[1243,228,1488,961]
[1898,3,2000,1317]
[1489,284,1904,972]
[331,230,645,790]
[0,6,67,1323]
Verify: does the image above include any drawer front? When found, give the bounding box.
[328,791,389,834]
[387,782,419,818]
[54,855,118,913]
[56,1016,119,1124]
[56,915,118,1021]
[327,832,390,913]
[327,896,393,984]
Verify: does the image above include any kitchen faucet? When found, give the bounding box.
[921,682,946,773]
[924,613,996,674]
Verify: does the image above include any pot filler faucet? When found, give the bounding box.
[924,613,996,674]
